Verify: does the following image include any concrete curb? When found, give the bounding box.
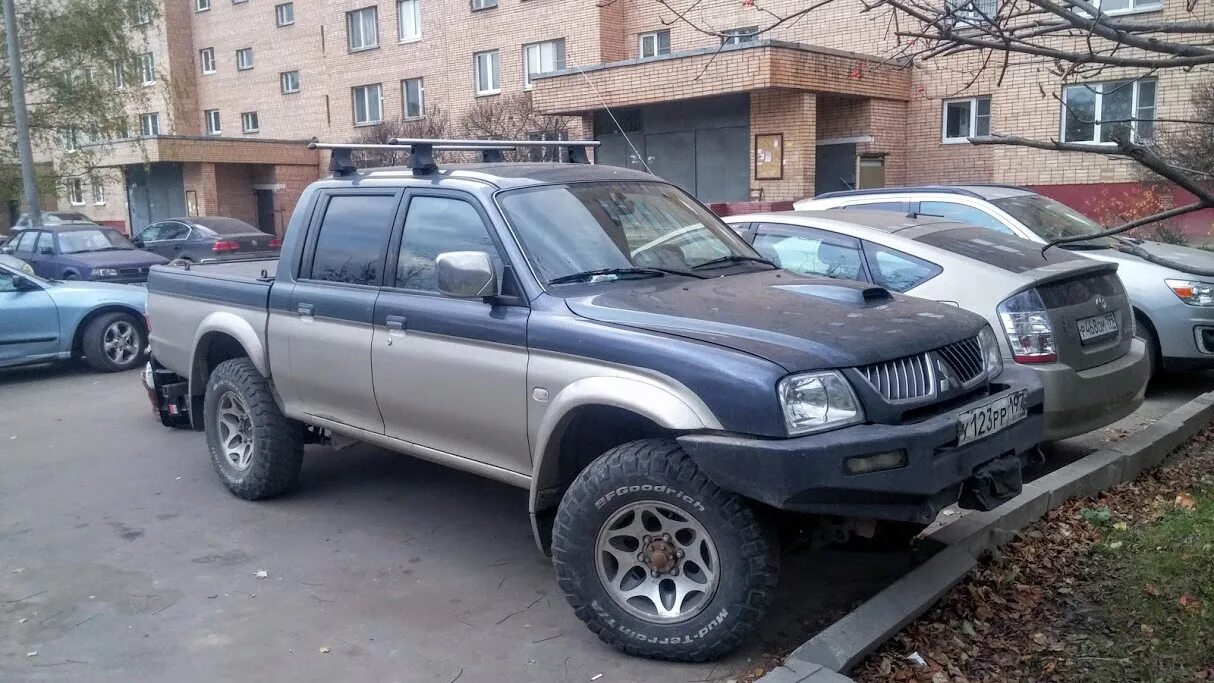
[758,389,1214,682]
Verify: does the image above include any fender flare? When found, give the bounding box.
[527,375,721,515]
[189,311,269,396]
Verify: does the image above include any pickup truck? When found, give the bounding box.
[144,139,1045,661]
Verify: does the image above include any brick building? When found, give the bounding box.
[62,0,1211,236]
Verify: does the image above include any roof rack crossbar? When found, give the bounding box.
[388,137,601,149]
[308,137,600,175]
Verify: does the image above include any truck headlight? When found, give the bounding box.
[778,370,863,436]
[93,268,119,278]
[1166,279,1214,306]
[978,325,1004,378]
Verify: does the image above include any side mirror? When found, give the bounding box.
[131,237,144,248]
[39,245,53,255]
[13,275,38,291]
[0,246,12,255]
[435,251,499,299]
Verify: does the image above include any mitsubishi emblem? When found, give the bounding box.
[1095,295,1108,311]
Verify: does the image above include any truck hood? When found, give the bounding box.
[62,250,169,268]
[563,270,985,372]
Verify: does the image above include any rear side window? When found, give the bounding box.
[308,194,398,286]
[917,201,1012,233]
[862,242,941,292]
[395,196,501,292]
[753,226,866,281]
[34,232,53,253]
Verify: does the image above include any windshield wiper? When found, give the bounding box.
[548,267,669,285]
[690,254,777,271]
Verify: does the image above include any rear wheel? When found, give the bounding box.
[1135,314,1160,381]
[81,311,146,372]
[552,439,777,662]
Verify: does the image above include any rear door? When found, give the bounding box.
[282,189,403,433]
[0,267,59,365]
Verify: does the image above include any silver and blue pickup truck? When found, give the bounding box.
[143,138,1045,661]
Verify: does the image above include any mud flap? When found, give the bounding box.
[959,452,1023,511]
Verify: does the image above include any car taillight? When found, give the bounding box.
[213,240,239,253]
[268,237,282,249]
[997,289,1056,364]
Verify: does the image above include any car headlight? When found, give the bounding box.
[1165,279,1214,306]
[93,268,119,278]
[977,325,1004,378]
[777,370,864,436]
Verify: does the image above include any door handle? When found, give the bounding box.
[297,303,314,316]
[385,315,406,331]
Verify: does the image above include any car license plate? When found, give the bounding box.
[1077,312,1117,342]
[957,390,1028,447]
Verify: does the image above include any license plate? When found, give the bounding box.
[957,390,1028,447]
[1077,312,1117,342]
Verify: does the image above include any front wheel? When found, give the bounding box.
[552,439,778,662]
[82,311,146,372]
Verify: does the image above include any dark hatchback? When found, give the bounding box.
[1,224,168,283]
[132,216,281,263]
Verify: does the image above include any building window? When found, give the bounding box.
[200,47,216,74]
[242,112,260,133]
[68,178,85,206]
[474,49,500,95]
[275,2,295,26]
[523,39,565,89]
[280,70,301,94]
[397,0,420,41]
[471,0,497,10]
[92,179,106,205]
[722,26,758,45]
[942,96,991,143]
[133,1,151,25]
[234,0,248,4]
[139,113,160,136]
[638,30,671,58]
[1062,78,1156,144]
[945,0,998,24]
[138,52,155,85]
[347,7,379,51]
[111,61,126,90]
[1084,0,1160,14]
[352,83,383,125]
[403,78,424,118]
[236,47,254,70]
[196,0,210,12]
[62,128,79,152]
[205,109,221,135]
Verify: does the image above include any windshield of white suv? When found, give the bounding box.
[990,195,1117,247]
[498,181,769,284]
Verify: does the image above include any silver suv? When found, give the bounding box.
[797,185,1214,376]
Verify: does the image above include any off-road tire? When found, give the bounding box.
[81,311,146,372]
[552,439,777,662]
[204,358,303,500]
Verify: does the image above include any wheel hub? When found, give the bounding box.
[643,536,679,574]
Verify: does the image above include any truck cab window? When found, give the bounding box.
[396,196,502,292]
[308,194,398,286]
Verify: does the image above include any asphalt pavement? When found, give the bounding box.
[2,364,1210,682]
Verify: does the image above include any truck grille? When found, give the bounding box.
[858,353,933,402]
[858,336,986,402]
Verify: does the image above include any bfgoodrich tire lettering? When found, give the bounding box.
[552,439,777,661]
[204,358,304,500]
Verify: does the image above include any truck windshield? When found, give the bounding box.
[991,195,1117,248]
[497,181,764,284]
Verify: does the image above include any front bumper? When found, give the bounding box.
[677,371,1045,524]
[1034,338,1149,441]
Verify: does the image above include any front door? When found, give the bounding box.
[0,269,59,366]
[283,189,403,433]
[255,190,275,234]
[372,191,531,474]
[815,143,857,195]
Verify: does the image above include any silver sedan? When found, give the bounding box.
[724,209,1150,442]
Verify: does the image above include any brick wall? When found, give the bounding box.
[750,89,816,201]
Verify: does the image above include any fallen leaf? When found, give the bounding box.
[1144,583,1162,597]
[1176,493,1198,510]
[1031,633,1049,646]
[1108,541,1124,550]
[1113,521,1129,531]
[907,651,928,667]
[254,570,269,579]
[1180,594,1203,612]
[318,646,331,654]
[960,620,977,637]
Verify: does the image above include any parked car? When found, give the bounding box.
[0,224,168,283]
[0,253,34,275]
[795,185,1214,376]
[143,138,1046,660]
[12,210,99,231]
[132,216,282,262]
[0,260,148,371]
[724,210,1149,441]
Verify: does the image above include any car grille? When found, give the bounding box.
[858,336,985,402]
[96,267,150,283]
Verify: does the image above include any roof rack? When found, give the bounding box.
[306,137,601,177]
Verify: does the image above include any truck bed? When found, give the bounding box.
[147,258,278,307]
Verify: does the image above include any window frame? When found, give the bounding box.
[470,0,498,11]
[204,109,221,136]
[138,52,155,85]
[638,30,671,58]
[91,178,106,206]
[275,2,295,26]
[68,178,85,206]
[397,0,421,42]
[300,188,404,288]
[280,70,301,94]
[522,39,566,89]
[1076,0,1162,16]
[111,61,127,90]
[1060,78,1157,144]
[750,222,872,283]
[351,83,384,126]
[402,78,425,119]
[941,95,991,144]
[473,49,501,96]
[236,47,254,71]
[241,111,260,134]
[139,112,160,136]
[860,240,944,293]
[199,47,216,74]
[133,1,152,25]
[196,0,210,12]
[347,6,380,52]
[721,26,758,46]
